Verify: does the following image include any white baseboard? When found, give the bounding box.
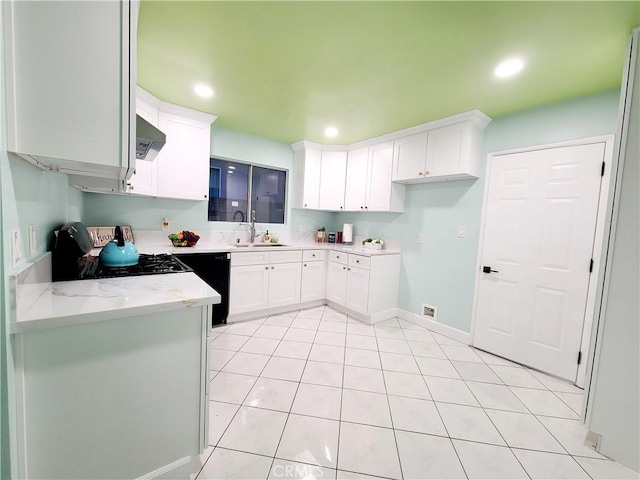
[135,456,192,480]
[227,300,325,323]
[396,308,471,345]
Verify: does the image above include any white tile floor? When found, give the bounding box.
[193,306,639,480]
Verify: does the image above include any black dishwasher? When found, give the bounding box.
[175,252,230,326]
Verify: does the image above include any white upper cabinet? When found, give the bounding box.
[291,110,490,211]
[318,151,348,211]
[392,133,429,182]
[344,148,369,210]
[155,108,213,201]
[302,147,322,209]
[346,143,405,212]
[366,143,404,212]
[127,87,216,200]
[392,111,491,184]
[3,0,136,180]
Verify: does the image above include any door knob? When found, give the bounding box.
[482,266,499,274]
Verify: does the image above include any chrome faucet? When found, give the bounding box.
[239,210,257,243]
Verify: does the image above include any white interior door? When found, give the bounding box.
[474,142,605,381]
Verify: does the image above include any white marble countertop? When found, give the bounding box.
[11,262,221,334]
[120,238,401,257]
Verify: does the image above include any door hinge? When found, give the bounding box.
[601,161,605,176]
[589,258,594,273]
[578,351,582,365]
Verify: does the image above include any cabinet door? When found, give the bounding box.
[128,99,159,196]
[346,266,370,314]
[326,261,348,305]
[156,112,211,201]
[366,143,394,211]
[229,265,269,314]
[318,151,348,211]
[344,148,369,211]
[268,263,302,308]
[4,1,132,178]
[302,147,322,209]
[301,260,327,302]
[425,124,465,177]
[392,132,428,181]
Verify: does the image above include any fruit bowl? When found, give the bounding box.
[169,231,200,247]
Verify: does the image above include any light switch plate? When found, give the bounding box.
[417,233,424,244]
[29,225,37,257]
[11,230,22,267]
[457,226,466,238]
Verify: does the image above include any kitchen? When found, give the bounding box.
[1,2,639,480]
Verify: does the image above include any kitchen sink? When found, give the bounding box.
[232,243,288,248]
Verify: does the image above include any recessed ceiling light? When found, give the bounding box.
[228,166,236,170]
[324,126,338,138]
[194,84,214,98]
[494,58,525,78]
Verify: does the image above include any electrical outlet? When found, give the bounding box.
[11,230,22,267]
[457,225,466,238]
[29,225,37,257]
[417,233,424,244]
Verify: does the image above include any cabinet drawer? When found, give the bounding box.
[303,249,326,261]
[348,254,371,270]
[269,250,303,264]
[330,251,348,265]
[230,251,269,266]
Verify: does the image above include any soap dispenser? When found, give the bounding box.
[263,230,270,243]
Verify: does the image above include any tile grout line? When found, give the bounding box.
[374,316,405,480]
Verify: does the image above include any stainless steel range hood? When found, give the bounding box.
[136,115,166,161]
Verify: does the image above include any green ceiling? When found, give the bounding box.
[137,1,639,145]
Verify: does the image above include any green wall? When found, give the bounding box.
[337,89,621,332]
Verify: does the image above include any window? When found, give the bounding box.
[208,158,286,224]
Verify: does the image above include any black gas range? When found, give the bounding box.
[76,253,192,280]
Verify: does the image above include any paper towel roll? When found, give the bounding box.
[342,223,353,244]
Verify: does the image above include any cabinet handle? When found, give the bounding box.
[204,194,208,199]
[271,266,274,270]
[340,206,343,209]
[304,263,307,267]
[265,266,269,270]
[356,260,360,263]
[360,206,364,209]
[365,206,368,210]
[342,266,346,270]
[424,171,430,175]
[304,203,307,207]
[128,184,134,190]
[418,171,423,176]
[312,254,316,257]
[348,267,351,271]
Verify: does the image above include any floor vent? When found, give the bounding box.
[421,303,437,321]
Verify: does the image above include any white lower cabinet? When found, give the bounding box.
[268,262,302,307]
[301,250,327,302]
[229,248,399,323]
[229,250,303,316]
[229,264,269,314]
[326,260,348,305]
[327,251,400,320]
[346,266,370,314]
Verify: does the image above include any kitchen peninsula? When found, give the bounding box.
[10,254,220,479]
